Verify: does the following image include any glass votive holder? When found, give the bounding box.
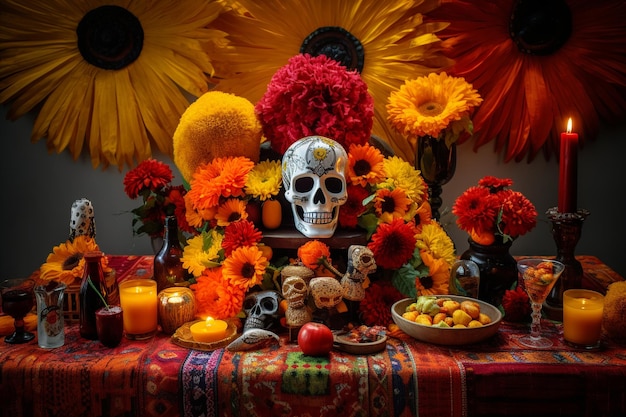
[449,260,480,299]
[157,287,196,335]
[563,289,604,350]
[96,306,124,348]
[119,279,158,340]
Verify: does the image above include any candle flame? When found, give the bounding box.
[205,316,214,326]
[567,118,573,133]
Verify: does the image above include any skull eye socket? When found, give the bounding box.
[243,297,257,310]
[294,282,306,290]
[295,176,314,193]
[261,298,278,311]
[320,297,330,303]
[325,177,343,194]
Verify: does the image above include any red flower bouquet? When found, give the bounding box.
[452,176,537,245]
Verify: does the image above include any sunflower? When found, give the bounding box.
[181,231,224,277]
[222,245,268,291]
[0,0,226,169]
[430,0,626,161]
[209,0,452,162]
[39,236,108,285]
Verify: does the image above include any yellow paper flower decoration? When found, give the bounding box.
[0,0,226,169]
[173,91,262,181]
[209,0,452,163]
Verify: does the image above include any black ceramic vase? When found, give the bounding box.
[460,237,518,308]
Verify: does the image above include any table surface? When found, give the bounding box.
[1,255,625,417]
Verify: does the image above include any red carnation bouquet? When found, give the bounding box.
[255,53,374,154]
[452,176,537,245]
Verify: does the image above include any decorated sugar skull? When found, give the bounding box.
[243,290,282,332]
[282,136,348,238]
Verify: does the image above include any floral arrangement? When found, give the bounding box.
[342,142,457,299]
[386,72,482,147]
[255,53,374,155]
[39,235,111,285]
[123,159,190,238]
[452,176,537,245]
[180,155,284,320]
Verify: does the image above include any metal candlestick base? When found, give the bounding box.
[543,207,590,321]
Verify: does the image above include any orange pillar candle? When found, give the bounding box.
[558,118,578,213]
[563,289,604,349]
[190,317,228,343]
[119,279,158,340]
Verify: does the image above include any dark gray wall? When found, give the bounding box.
[1,105,624,279]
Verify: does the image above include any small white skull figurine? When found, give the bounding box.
[243,290,282,332]
[282,136,348,238]
[282,276,311,327]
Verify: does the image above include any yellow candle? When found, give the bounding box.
[563,289,604,348]
[119,279,158,339]
[190,317,228,343]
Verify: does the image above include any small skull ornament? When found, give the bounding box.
[341,245,377,302]
[243,290,282,332]
[282,136,348,238]
[282,276,311,327]
[309,277,344,310]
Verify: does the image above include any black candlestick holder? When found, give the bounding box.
[543,207,590,320]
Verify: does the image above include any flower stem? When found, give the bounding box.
[87,277,110,310]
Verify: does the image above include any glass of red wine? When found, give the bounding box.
[1,278,35,344]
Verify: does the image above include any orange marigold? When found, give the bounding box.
[297,240,332,270]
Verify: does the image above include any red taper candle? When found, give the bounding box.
[558,118,578,213]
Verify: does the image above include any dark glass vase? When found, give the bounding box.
[460,238,517,308]
[415,135,457,221]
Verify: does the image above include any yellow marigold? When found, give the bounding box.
[244,160,282,201]
[39,236,109,285]
[379,156,427,204]
[387,72,482,139]
[181,231,224,278]
[416,221,457,268]
[173,91,262,181]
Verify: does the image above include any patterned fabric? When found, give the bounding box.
[0,255,624,417]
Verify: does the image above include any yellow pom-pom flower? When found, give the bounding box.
[173,91,262,181]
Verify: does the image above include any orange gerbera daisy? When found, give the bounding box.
[374,188,412,224]
[415,253,449,296]
[430,0,626,161]
[215,198,248,227]
[346,143,386,187]
[222,245,268,291]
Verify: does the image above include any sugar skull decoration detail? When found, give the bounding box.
[282,136,348,238]
[69,198,96,241]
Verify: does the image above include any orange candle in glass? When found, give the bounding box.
[119,279,158,340]
[190,317,228,343]
[563,289,604,349]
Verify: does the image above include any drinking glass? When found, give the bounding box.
[517,259,565,348]
[1,278,35,344]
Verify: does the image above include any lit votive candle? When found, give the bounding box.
[119,279,158,340]
[190,317,228,343]
[563,289,604,349]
